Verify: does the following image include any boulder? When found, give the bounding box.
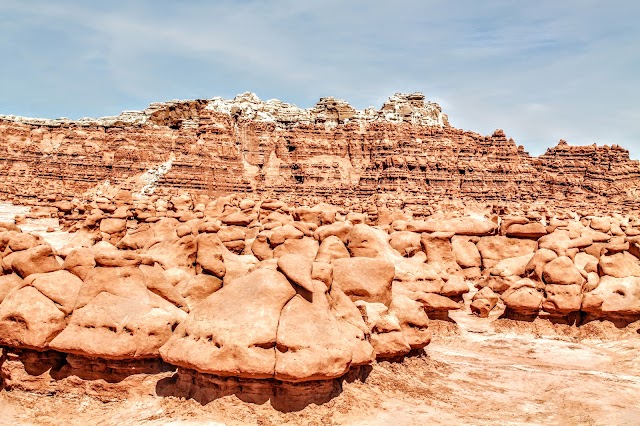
[501,279,543,316]
[389,295,431,349]
[524,248,558,281]
[598,252,640,278]
[145,235,197,273]
[451,236,481,268]
[99,218,126,235]
[277,254,317,292]
[475,276,513,294]
[332,257,395,306]
[160,269,296,379]
[582,276,640,321]
[470,287,499,318]
[542,284,582,315]
[328,287,376,365]
[50,292,184,359]
[542,256,585,286]
[176,274,223,310]
[195,233,227,278]
[314,221,352,243]
[275,294,353,381]
[250,234,273,261]
[476,236,537,269]
[0,274,23,303]
[270,224,304,247]
[388,231,421,257]
[505,222,547,239]
[356,301,410,358]
[62,247,96,280]
[421,232,461,276]
[11,245,61,278]
[92,242,142,267]
[0,270,82,349]
[405,217,498,236]
[7,233,40,252]
[315,235,350,263]
[491,253,535,278]
[272,236,319,260]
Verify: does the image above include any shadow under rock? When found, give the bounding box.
[51,354,176,383]
[156,365,372,412]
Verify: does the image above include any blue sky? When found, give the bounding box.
[1,0,639,158]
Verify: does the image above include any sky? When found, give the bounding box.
[0,0,639,159]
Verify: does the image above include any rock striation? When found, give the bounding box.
[1,92,639,210]
[1,92,640,410]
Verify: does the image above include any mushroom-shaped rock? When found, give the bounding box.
[159,269,296,379]
[501,279,543,317]
[275,293,353,381]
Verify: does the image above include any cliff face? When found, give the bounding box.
[1,92,638,208]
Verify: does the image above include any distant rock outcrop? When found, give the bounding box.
[1,92,638,209]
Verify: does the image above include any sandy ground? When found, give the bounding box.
[0,203,639,425]
[0,202,75,249]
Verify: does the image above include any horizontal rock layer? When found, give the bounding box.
[1,93,639,210]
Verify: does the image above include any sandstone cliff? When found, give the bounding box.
[1,92,638,209]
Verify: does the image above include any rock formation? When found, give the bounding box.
[1,92,639,212]
[1,92,640,411]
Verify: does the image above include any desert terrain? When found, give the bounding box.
[0,93,639,425]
